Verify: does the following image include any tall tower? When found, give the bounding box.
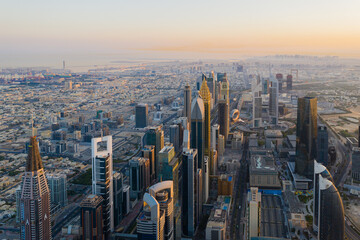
[199,79,211,161]
[149,181,174,240]
[296,97,317,178]
[218,73,230,140]
[269,78,279,125]
[317,125,329,166]
[252,76,263,128]
[286,74,293,90]
[318,175,345,240]
[184,84,192,126]
[91,136,114,236]
[181,149,198,237]
[191,94,205,169]
[135,103,149,129]
[80,195,104,240]
[145,126,164,180]
[20,136,52,240]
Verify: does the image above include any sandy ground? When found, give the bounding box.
[321,106,360,134]
[346,203,360,228]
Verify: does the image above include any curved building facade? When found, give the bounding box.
[318,175,344,240]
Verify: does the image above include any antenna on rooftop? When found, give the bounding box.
[31,113,35,137]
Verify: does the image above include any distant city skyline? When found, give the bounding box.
[1,0,360,66]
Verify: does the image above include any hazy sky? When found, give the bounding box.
[1,0,360,58]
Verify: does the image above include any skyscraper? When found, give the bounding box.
[317,125,329,166]
[145,126,164,179]
[191,94,205,168]
[113,172,124,228]
[143,145,156,182]
[252,76,263,128]
[318,175,345,240]
[248,187,261,238]
[149,181,174,240]
[137,193,165,240]
[184,84,192,125]
[169,125,180,153]
[20,136,52,240]
[352,147,360,181]
[276,73,283,92]
[130,157,150,199]
[218,74,230,140]
[269,78,279,125]
[47,173,68,207]
[313,161,333,232]
[91,136,114,235]
[80,194,104,240]
[296,97,317,179]
[195,169,203,226]
[206,71,216,103]
[181,148,198,237]
[286,74,293,90]
[136,103,149,128]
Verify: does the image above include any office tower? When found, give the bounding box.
[136,103,149,128]
[184,84,192,125]
[317,125,329,166]
[352,147,360,181]
[286,74,293,90]
[183,129,190,151]
[145,126,164,179]
[218,74,230,140]
[248,187,261,238]
[130,157,150,199]
[218,134,225,156]
[191,94,205,168]
[211,124,220,150]
[149,181,174,240]
[143,145,156,182]
[206,71,216,101]
[47,173,68,207]
[113,172,124,228]
[122,185,130,215]
[20,136,52,240]
[205,208,227,240]
[16,186,21,223]
[91,136,114,234]
[80,194,104,240]
[359,119,360,147]
[203,156,209,203]
[79,115,85,124]
[182,149,198,237]
[169,125,180,153]
[262,78,269,94]
[200,79,211,160]
[217,73,227,82]
[296,97,317,178]
[195,169,203,226]
[159,145,176,179]
[276,73,283,92]
[252,76,262,128]
[137,193,165,240]
[269,78,279,125]
[313,161,333,232]
[318,175,345,240]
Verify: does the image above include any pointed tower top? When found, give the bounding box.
[199,79,211,102]
[26,136,43,172]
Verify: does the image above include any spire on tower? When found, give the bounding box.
[26,136,43,172]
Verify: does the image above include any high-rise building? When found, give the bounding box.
[206,72,216,102]
[205,209,227,240]
[184,84,192,125]
[313,161,333,232]
[122,185,130,215]
[252,76,263,128]
[143,145,156,182]
[248,187,261,238]
[199,79,211,160]
[191,94,205,168]
[317,125,329,166]
[80,194,104,240]
[47,173,68,207]
[136,103,149,128]
[137,193,165,240]
[276,73,283,92]
[16,186,21,223]
[159,145,176,180]
[203,156,209,203]
[317,175,345,240]
[181,148,198,237]
[91,136,114,235]
[20,136,52,240]
[195,169,203,226]
[113,172,124,228]
[169,125,180,153]
[269,78,279,125]
[296,97,317,179]
[211,124,220,150]
[218,74,230,140]
[352,147,360,181]
[145,126,164,179]
[130,157,150,199]
[286,74,293,90]
[149,181,174,240]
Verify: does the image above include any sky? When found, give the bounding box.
[1,0,360,64]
